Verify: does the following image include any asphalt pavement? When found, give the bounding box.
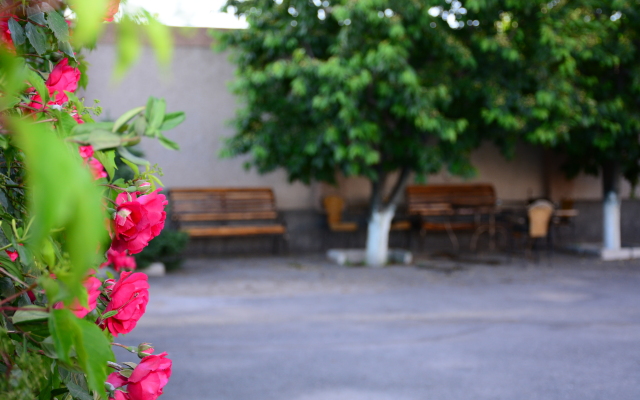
[115,254,640,400]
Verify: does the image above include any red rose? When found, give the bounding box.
[100,271,149,336]
[5,249,18,261]
[54,276,101,318]
[110,190,167,255]
[29,58,80,109]
[0,15,13,49]
[105,0,120,22]
[78,145,107,180]
[110,391,130,400]
[101,248,137,272]
[127,352,172,400]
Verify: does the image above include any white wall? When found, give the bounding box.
[82,31,314,210]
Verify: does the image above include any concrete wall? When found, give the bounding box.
[82,29,314,210]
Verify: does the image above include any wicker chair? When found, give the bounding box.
[323,196,358,232]
[510,199,555,262]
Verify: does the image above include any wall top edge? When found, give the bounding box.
[98,25,233,48]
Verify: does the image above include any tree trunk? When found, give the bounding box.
[364,167,411,267]
[602,160,621,250]
[365,205,396,267]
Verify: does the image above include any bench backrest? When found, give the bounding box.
[169,188,279,222]
[406,184,496,214]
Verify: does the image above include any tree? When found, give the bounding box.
[217,0,512,266]
[477,1,640,250]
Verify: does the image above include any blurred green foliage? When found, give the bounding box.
[218,0,640,197]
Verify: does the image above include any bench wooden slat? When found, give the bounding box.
[175,212,278,221]
[182,225,286,237]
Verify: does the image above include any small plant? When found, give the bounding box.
[134,227,189,271]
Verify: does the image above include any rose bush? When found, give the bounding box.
[0,1,184,398]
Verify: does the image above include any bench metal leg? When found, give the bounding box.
[444,222,459,251]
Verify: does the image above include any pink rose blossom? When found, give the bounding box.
[100,271,149,336]
[104,0,121,22]
[88,158,108,179]
[5,250,18,262]
[79,145,94,158]
[54,276,101,318]
[107,371,128,389]
[0,15,14,49]
[71,107,85,124]
[110,190,167,255]
[78,145,107,180]
[101,248,137,272]
[127,352,172,400]
[110,391,130,400]
[29,58,80,109]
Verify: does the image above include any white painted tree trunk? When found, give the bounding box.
[603,190,621,249]
[365,205,396,267]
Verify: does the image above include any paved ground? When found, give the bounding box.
[116,253,640,400]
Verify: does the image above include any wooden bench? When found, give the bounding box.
[169,188,288,253]
[406,184,497,249]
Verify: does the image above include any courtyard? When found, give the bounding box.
[117,254,640,400]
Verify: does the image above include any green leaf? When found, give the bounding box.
[67,0,108,47]
[100,310,118,319]
[71,129,123,151]
[94,150,117,179]
[46,11,70,42]
[12,306,49,324]
[120,158,140,178]
[59,367,93,400]
[8,18,25,46]
[0,49,27,109]
[149,174,164,188]
[53,110,78,138]
[146,97,166,131]
[157,133,180,150]
[14,119,105,304]
[113,106,145,132]
[51,310,115,399]
[134,117,147,136]
[159,111,185,131]
[71,122,114,136]
[25,22,47,55]
[0,257,22,281]
[28,12,47,26]
[49,309,74,364]
[65,380,93,400]
[38,367,54,400]
[143,12,173,65]
[74,319,114,399]
[58,40,75,59]
[26,69,49,107]
[114,16,141,78]
[65,91,84,113]
[118,146,149,165]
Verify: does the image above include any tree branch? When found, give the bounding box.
[384,166,411,209]
[369,166,386,215]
